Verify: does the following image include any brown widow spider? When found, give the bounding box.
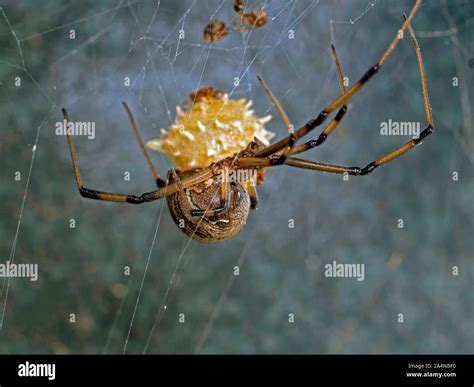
[63,0,433,243]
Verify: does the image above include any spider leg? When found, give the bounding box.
[63,108,213,204]
[122,102,166,188]
[256,43,347,162]
[248,182,259,209]
[191,166,231,217]
[280,17,434,176]
[256,75,296,166]
[289,44,348,155]
[254,0,423,159]
[239,15,433,176]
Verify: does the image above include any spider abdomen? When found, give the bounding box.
[167,173,250,243]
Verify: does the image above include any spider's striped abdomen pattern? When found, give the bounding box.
[167,170,251,243]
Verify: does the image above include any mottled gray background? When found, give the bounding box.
[0,0,472,354]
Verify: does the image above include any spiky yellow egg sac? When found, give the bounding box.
[146,88,275,171]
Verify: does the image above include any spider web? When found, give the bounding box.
[0,0,472,354]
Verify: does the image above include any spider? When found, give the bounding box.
[202,1,267,44]
[63,0,433,243]
[234,0,268,31]
[203,19,230,42]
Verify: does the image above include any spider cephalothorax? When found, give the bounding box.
[63,0,433,244]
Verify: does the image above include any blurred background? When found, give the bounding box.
[0,0,472,354]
